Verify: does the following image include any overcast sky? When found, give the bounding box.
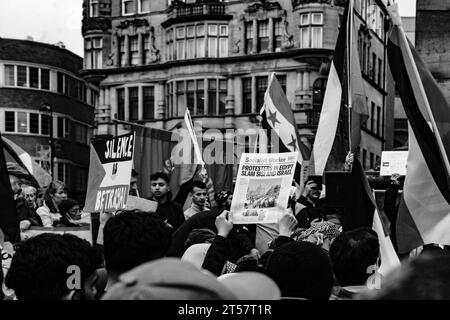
[0,0,417,57]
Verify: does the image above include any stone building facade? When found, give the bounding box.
[0,38,97,202]
[81,0,394,171]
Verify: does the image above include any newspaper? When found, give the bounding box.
[231,152,298,224]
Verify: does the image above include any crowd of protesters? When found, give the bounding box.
[1,170,450,301]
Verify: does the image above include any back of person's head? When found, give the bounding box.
[103,210,171,277]
[150,171,170,184]
[184,228,216,250]
[329,227,379,287]
[102,258,237,300]
[265,241,334,300]
[5,233,100,300]
[358,251,450,300]
[191,180,206,192]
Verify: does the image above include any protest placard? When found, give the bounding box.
[379,151,408,176]
[231,152,298,224]
[84,132,136,213]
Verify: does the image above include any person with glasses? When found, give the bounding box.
[54,199,88,227]
[295,178,326,229]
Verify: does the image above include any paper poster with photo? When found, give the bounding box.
[84,132,135,213]
[379,151,408,176]
[231,152,298,224]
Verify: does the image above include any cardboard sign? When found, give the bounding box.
[379,151,408,176]
[84,132,136,213]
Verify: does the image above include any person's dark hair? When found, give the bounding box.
[103,210,172,277]
[191,180,207,192]
[184,228,216,250]
[5,233,100,300]
[329,227,380,287]
[150,171,170,184]
[234,255,265,274]
[359,251,450,300]
[265,241,333,300]
[131,169,138,177]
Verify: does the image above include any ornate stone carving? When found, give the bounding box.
[281,19,294,49]
[117,18,149,30]
[147,27,160,63]
[246,0,282,13]
[82,17,111,35]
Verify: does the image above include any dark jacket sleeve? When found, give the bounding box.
[384,185,399,222]
[202,235,231,276]
[166,218,197,257]
[172,203,186,231]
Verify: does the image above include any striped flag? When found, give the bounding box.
[260,72,310,184]
[311,0,369,175]
[387,5,450,253]
[0,131,20,242]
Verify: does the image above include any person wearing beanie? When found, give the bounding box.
[265,241,334,300]
[55,199,87,227]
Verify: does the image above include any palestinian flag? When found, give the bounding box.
[387,7,450,253]
[310,0,369,175]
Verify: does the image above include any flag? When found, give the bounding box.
[260,72,310,184]
[131,124,178,198]
[311,0,369,175]
[335,158,400,275]
[387,6,450,253]
[1,136,52,188]
[0,131,20,242]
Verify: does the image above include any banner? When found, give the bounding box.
[84,132,135,213]
[231,152,298,224]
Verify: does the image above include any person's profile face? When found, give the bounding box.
[151,178,169,199]
[81,270,99,300]
[68,205,82,220]
[225,194,233,209]
[9,176,21,195]
[53,187,68,205]
[192,187,207,206]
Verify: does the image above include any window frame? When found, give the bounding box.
[122,0,135,16]
[138,0,151,14]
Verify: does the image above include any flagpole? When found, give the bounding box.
[346,0,354,154]
[390,5,450,179]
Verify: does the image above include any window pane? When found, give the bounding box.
[177,27,185,38]
[312,27,322,48]
[219,38,228,57]
[301,28,310,48]
[41,69,50,90]
[219,79,227,114]
[30,113,39,134]
[301,14,310,25]
[256,76,268,110]
[143,87,154,119]
[140,0,151,12]
[196,37,205,58]
[93,38,102,48]
[196,25,205,36]
[17,112,27,133]
[208,24,217,36]
[41,114,50,135]
[4,65,15,86]
[57,117,64,138]
[246,22,253,53]
[117,88,125,120]
[5,112,15,132]
[187,39,195,59]
[196,80,204,115]
[130,36,139,65]
[187,26,195,37]
[208,79,217,114]
[219,25,228,36]
[123,0,134,14]
[312,13,323,24]
[57,72,64,93]
[29,67,39,88]
[177,40,185,59]
[17,66,27,87]
[129,87,139,120]
[242,78,252,114]
[208,38,217,57]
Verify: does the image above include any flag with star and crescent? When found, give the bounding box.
[260,72,310,184]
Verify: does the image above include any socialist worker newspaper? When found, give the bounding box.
[231,152,298,224]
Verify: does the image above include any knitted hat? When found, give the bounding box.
[266,241,334,300]
[58,199,79,216]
